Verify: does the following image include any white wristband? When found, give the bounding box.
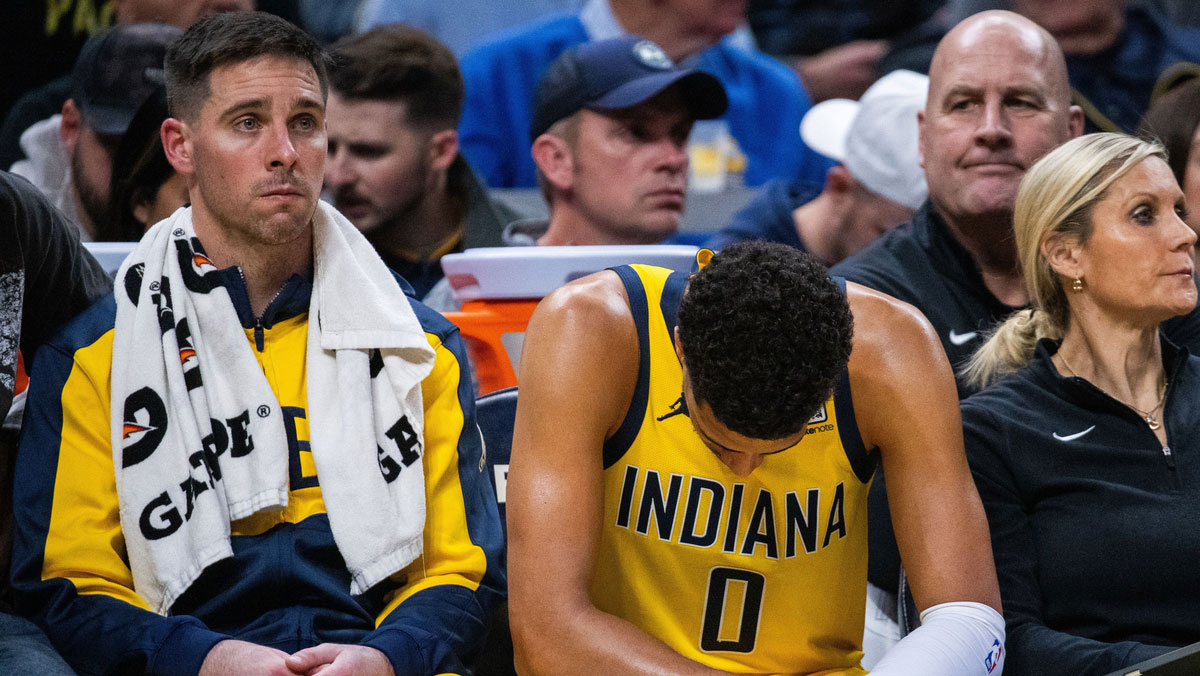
[868,601,1005,675]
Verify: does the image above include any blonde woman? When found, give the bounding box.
[961,133,1200,675]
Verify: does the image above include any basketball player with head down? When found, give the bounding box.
[507,241,1005,675]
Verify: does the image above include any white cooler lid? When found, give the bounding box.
[441,245,700,301]
[85,242,138,275]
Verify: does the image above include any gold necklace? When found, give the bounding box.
[1057,352,1167,430]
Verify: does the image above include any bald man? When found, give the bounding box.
[833,11,1085,391]
[828,9,1075,639]
[831,6,1200,645]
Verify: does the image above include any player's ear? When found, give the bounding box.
[672,326,686,367]
[161,118,195,175]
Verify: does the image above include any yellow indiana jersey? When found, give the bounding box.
[590,264,876,675]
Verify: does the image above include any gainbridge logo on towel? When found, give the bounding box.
[174,317,203,391]
[122,385,260,540]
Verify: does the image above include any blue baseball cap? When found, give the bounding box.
[530,36,728,140]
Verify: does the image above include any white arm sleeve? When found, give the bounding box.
[868,601,1006,676]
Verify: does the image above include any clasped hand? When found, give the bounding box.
[198,639,395,676]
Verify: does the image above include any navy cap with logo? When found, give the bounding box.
[71,23,183,137]
[529,36,728,140]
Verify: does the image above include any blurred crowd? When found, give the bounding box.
[4,1,1200,675]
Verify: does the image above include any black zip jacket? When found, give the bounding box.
[962,338,1200,675]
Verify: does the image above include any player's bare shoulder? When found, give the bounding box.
[519,269,641,441]
[842,283,958,452]
[844,282,945,365]
[527,269,638,351]
[843,281,950,382]
[523,269,639,374]
[532,269,632,324]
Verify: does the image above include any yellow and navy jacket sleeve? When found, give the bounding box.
[11,295,229,676]
[359,297,506,673]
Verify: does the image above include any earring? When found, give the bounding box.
[1071,277,1084,293]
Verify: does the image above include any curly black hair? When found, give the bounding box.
[677,241,854,440]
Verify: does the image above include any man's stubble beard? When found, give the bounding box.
[363,160,434,250]
[71,148,110,233]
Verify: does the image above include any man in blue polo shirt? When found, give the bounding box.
[457,0,831,189]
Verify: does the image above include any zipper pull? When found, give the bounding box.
[254,320,265,352]
[1163,445,1177,470]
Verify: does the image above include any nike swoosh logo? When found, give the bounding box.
[1052,425,1096,442]
[948,330,978,346]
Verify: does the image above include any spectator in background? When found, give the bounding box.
[832,11,1086,393]
[9,23,181,239]
[905,0,1200,134]
[0,170,111,676]
[1138,76,1200,240]
[423,36,727,312]
[706,69,928,264]
[458,0,832,189]
[1010,0,1200,134]
[99,85,188,241]
[0,0,253,171]
[961,133,1200,675]
[356,0,582,56]
[525,37,726,247]
[325,24,514,300]
[747,0,945,102]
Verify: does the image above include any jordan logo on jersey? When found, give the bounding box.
[613,465,847,558]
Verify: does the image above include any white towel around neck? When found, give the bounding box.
[111,201,436,613]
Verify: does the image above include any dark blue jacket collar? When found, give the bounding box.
[213,266,416,331]
[912,202,1022,316]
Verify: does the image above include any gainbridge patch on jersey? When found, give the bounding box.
[613,465,848,559]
